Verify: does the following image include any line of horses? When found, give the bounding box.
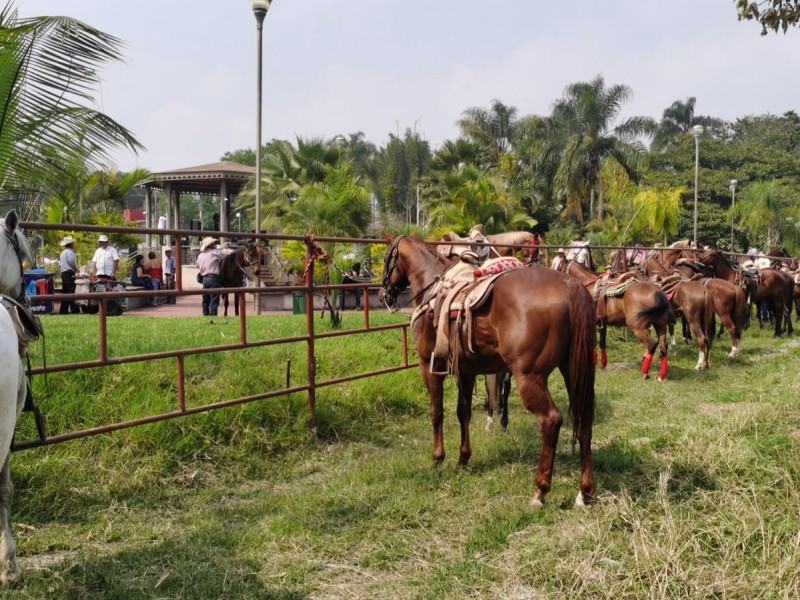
[379,233,797,512]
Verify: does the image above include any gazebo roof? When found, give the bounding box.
[142,160,256,195]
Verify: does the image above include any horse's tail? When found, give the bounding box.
[636,290,671,324]
[703,287,716,345]
[566,280,596,449]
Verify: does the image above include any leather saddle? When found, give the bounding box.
[412,256,524,375]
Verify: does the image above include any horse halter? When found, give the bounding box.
[4,227,29,305]
[380,236,406,310]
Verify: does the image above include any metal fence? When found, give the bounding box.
[13,221,413,451]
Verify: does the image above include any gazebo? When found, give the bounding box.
[139,161,256,247]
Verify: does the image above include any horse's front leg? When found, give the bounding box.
[421,367,446,465]
[0,455,18,585]
[456,373,476,466]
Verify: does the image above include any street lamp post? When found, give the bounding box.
[251,0,271,315]
[692,125,704,246]
[729,179,738,249]
[236,211,242,232]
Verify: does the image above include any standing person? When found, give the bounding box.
[145,250,162,304]
[58,235,80,314]
[196,236,223,323]
[163,247,176,304]
[567,234,592,270]
[339,262,362,311]
[550,248,567,272]
[91,234,119,280]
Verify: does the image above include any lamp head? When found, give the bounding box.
[730,179,738,192]
[251,0,271,13]
[691,124,704,138]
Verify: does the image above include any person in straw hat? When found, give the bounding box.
[58,235,81,314]
[196,236,223,322]
[91,234,119,280]
[550,247,567,272]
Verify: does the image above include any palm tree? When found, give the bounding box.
[732,180,800,248]
[281,161,372,328]
[425,166,536,237]
[651,97,726,152]
[0,4,143,195]
[546,75,655,224]
[457,99,518,168]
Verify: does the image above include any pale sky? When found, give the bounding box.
[20,0,800,173]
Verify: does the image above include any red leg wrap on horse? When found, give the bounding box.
[641,353,654,375]
[659,356,668,379]
[601,348,608,368]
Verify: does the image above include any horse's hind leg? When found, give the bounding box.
[484,374,498,432]
[0,455,18,585]
[456,373,476,466]
[500,372,511,431]
[516,373,562,509]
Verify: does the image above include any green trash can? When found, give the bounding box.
[292,292,306,314]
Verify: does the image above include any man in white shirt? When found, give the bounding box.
[91,235,119,280]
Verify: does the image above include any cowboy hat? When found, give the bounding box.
[200,237,219,251]
[556,247,566,254]
[59,236,76,246]
[163,246,172,252]
[98,234,109,242]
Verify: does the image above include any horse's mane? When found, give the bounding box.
[0,217,34,266]
[668,240,690,248]
[484,231,535,246]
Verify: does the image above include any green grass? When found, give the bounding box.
[4,314,800,598]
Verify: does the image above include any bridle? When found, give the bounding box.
[380,236,406,310]
[4,227,30,305]
[380,236,441,312]
[234,245,262,280]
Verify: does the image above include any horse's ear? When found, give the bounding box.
[382,231,394,242]
[4,210,18,232]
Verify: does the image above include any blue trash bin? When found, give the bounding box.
[23,269,55,315]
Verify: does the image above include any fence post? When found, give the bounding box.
[304,240,317,429]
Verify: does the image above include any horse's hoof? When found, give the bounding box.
[529,496,545,510]
[643,374,650,380]
[657,376,666,382]
[574,491,588,509]
[0,563,20,585]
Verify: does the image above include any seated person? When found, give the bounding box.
[131,255,160,305]
[145,251,163,288]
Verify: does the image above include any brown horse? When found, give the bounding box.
[651,276,717,370]
[696,248,793,337]
[643,253,748,357]
[380,235,596,508]
[220,244,262,317]
[565,261,672,380]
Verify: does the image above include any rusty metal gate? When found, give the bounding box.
[13,221,414,451]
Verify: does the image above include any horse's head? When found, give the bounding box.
[1,210,33,302]
[243,244,263,281]
[380,236,408,310]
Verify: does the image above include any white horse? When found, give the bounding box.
[0,210,34,584]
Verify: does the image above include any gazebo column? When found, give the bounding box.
[219,180,229,241]
[165,183,173,231]
[144,186,153,248]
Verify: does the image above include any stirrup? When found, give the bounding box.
[429,352,450,376]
